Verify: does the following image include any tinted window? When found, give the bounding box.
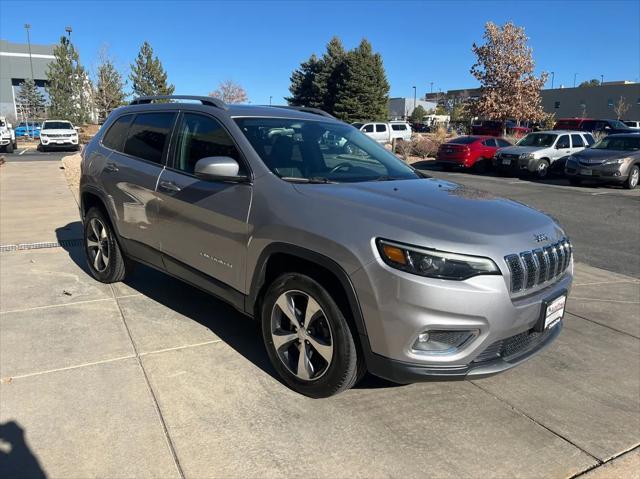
[482,139,498,147]
[363,124,374,132]
[592,136,640,151]
[571,134,585,147]
[518,133,557,147]
[102,114,133,152]
[124,113,176,164]
[497,138,512,147]
[43,121,73,130]
[391,124,407,131]
[556,135,570,149]
[174,113,243,175]
[584,134,595,145]
[375,124,387,132]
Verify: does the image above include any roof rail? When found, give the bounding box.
[130,95,227,110]
[271,105,335,119]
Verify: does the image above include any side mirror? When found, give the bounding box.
[194,157,248,182]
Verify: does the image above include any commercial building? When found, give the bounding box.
[0,39,55,119]
[388,97,437,120]
[425,82,640,120]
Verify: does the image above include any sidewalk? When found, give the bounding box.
[1,159,638,478]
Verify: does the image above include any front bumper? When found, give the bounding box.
[565,162,629,183]
[350,256,572,382]
[495,156,538,173]
[40,137,78,147]
[0,138,11,146]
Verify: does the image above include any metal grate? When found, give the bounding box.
[0,239,83,253]
[473,325,556,364]
[505,238,571,293]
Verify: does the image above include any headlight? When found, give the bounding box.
[603,158,625,165]
[520,152,535,160]
[377,239,500,280]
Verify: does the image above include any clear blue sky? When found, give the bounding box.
[1,0,638,104]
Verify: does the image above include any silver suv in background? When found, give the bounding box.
[495,130,594,178]
[80,96,572,397]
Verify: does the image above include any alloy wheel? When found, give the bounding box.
[270,290,334,381]
[630,167,639,188]
[86,218,110,272]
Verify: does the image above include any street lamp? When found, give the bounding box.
[24,24,34,80]
[600,74,604,85]
[412,86,416,117]
[573,73,578,88]
[430,81,434,93]
[550,71,555,89]
[269,96,272,106]
[65,25,72,38]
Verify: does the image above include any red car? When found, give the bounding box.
[436,136,512,172]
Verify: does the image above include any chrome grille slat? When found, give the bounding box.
[505,238,572,293]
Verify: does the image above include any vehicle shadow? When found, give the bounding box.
[55,222,401,391]
[0,421,47,479]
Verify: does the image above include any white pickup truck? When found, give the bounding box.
[0,116,17,153]
[352,121,412,144]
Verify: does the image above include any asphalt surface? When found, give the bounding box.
[3,149,638,277]
[416,162,640,278]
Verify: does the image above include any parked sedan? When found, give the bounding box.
[14,121,41,138]
[436,136,512,172]
[565,134,640,189]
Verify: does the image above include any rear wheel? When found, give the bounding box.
[261,273,360,398]
[83,207,129,283]
[5,142,13,153]
[625,165,639,189]
[473,157,488,174]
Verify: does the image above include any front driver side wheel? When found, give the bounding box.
[83,207,129,283]
[261,273,360,398]
[625,165,639,189]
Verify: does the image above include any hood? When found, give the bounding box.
[41,129,75,135]
[293,178,565,259]
[572,148,634,164]
[498,145,545,155]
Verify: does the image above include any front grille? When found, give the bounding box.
[505,238,571,293]
[45,133,71,138]
[472,325,556,364]
[502,153,520,160]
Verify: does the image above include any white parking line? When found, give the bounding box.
[18,148,30,155]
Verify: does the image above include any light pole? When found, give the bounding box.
[600,74,604,85]
[430,82,434,93]
[24,24,35,139]
[65,25,72,38]
[269,96,272,106]
[412,86,416,118]
[573,73,578,88]
[550,71,555,89]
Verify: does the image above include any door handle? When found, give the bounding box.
[159,180,182,193]
[104,162,119,173]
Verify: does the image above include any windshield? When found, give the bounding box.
[591,136,640,151]
[517,133,557,147]
[43,121,73,130]
[234,118,420,183]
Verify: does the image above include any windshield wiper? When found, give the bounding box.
[280,176,336,184]
[373,175,399,181]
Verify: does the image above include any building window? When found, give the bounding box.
[554,101,560,109]
[637,97,640,105]
[608,99,614,107]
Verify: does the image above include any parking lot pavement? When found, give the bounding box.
[1,158,639,478]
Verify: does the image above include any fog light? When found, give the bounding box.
[412,329,479,354]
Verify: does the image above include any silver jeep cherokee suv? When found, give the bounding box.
[80,96,573,397]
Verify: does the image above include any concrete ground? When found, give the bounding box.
[0,155,638,478]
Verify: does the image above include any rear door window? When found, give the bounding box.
[124,112,176,164]
[571,134,585,148]
[102,114,133,152]
[391,124,406,131]
[375,124,387,133]
[584,133,595,146]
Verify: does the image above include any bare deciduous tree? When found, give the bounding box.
[470,22,548,130]
[613,96,630,120]
[209,80,248,104]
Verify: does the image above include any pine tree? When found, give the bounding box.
[333,39,390,123]
[95,51,126,122]
[410,105,426,123]
[286,54,324,108]
[46,36,92,124]
[16,78,46,119]
[129,41,175,97]
[316,37,346,113]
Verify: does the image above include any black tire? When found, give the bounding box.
[569,177,581,186]
[83,207,129,283]
[5,142,13,153]
[261,273,360,398]
[38,144,46,152]
[473,157,488,174]
[535,159,550,179]
[624,165,639,190]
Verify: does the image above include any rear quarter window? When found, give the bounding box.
[102,114,133,152]
[391,124,407,131]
